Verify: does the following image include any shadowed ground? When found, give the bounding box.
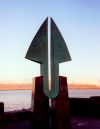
[0,116,100,129]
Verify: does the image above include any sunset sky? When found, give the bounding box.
[0,0,100,87]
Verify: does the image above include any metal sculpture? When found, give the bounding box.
[25,17,71,98]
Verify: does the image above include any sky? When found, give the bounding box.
[0,0,100,86]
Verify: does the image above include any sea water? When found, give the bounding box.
[0,90,100,112]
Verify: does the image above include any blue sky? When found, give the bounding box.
[0,0,100,85]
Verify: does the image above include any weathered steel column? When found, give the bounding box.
[30,76,50,129]
[0,102,4,115]
[51,76,72,129]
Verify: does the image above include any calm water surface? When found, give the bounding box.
[0,90,100,112]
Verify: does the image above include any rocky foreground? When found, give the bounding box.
[0,116,100,129]
[0,97,100,129]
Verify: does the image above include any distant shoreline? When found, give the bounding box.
[0,88,100,91]
[0,89,32,91]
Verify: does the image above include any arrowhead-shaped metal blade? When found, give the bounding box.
[49,18,71,98]
[25,17,71,98]
[51,18,71,63]
[25,18,48,63]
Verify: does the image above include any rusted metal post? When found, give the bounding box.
[0,102,4,115]
[30,76,50,129]
[51,76,72,129]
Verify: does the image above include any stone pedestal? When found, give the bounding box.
[30,76,50,129]
[51,76,72,129]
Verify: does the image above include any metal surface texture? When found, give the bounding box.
[25,17,71,98]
